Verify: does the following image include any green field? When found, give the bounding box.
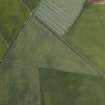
[65,5,105,70]
[0,8,100,104]
[23,0,40,10]
[0,0,28,60]
[0,1,105,105]
[5,15,98,75]
[40,69,105,105]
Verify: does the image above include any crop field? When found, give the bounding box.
[35,0,86,36]
[0,0,105,105]
[0,0,28,60]
[0,4,102,105]
[0,6,101,104]
[4,14,98,75]
[23,0,40,10]
[65,5,105,70]
[0,63,41,105]
[39,68,105,105]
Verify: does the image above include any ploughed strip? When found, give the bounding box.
[35,0,86,36]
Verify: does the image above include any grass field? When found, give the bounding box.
[65,5,105,70]
[0,0,28,60]
[23,0,40,10]
[40,68,105,105]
